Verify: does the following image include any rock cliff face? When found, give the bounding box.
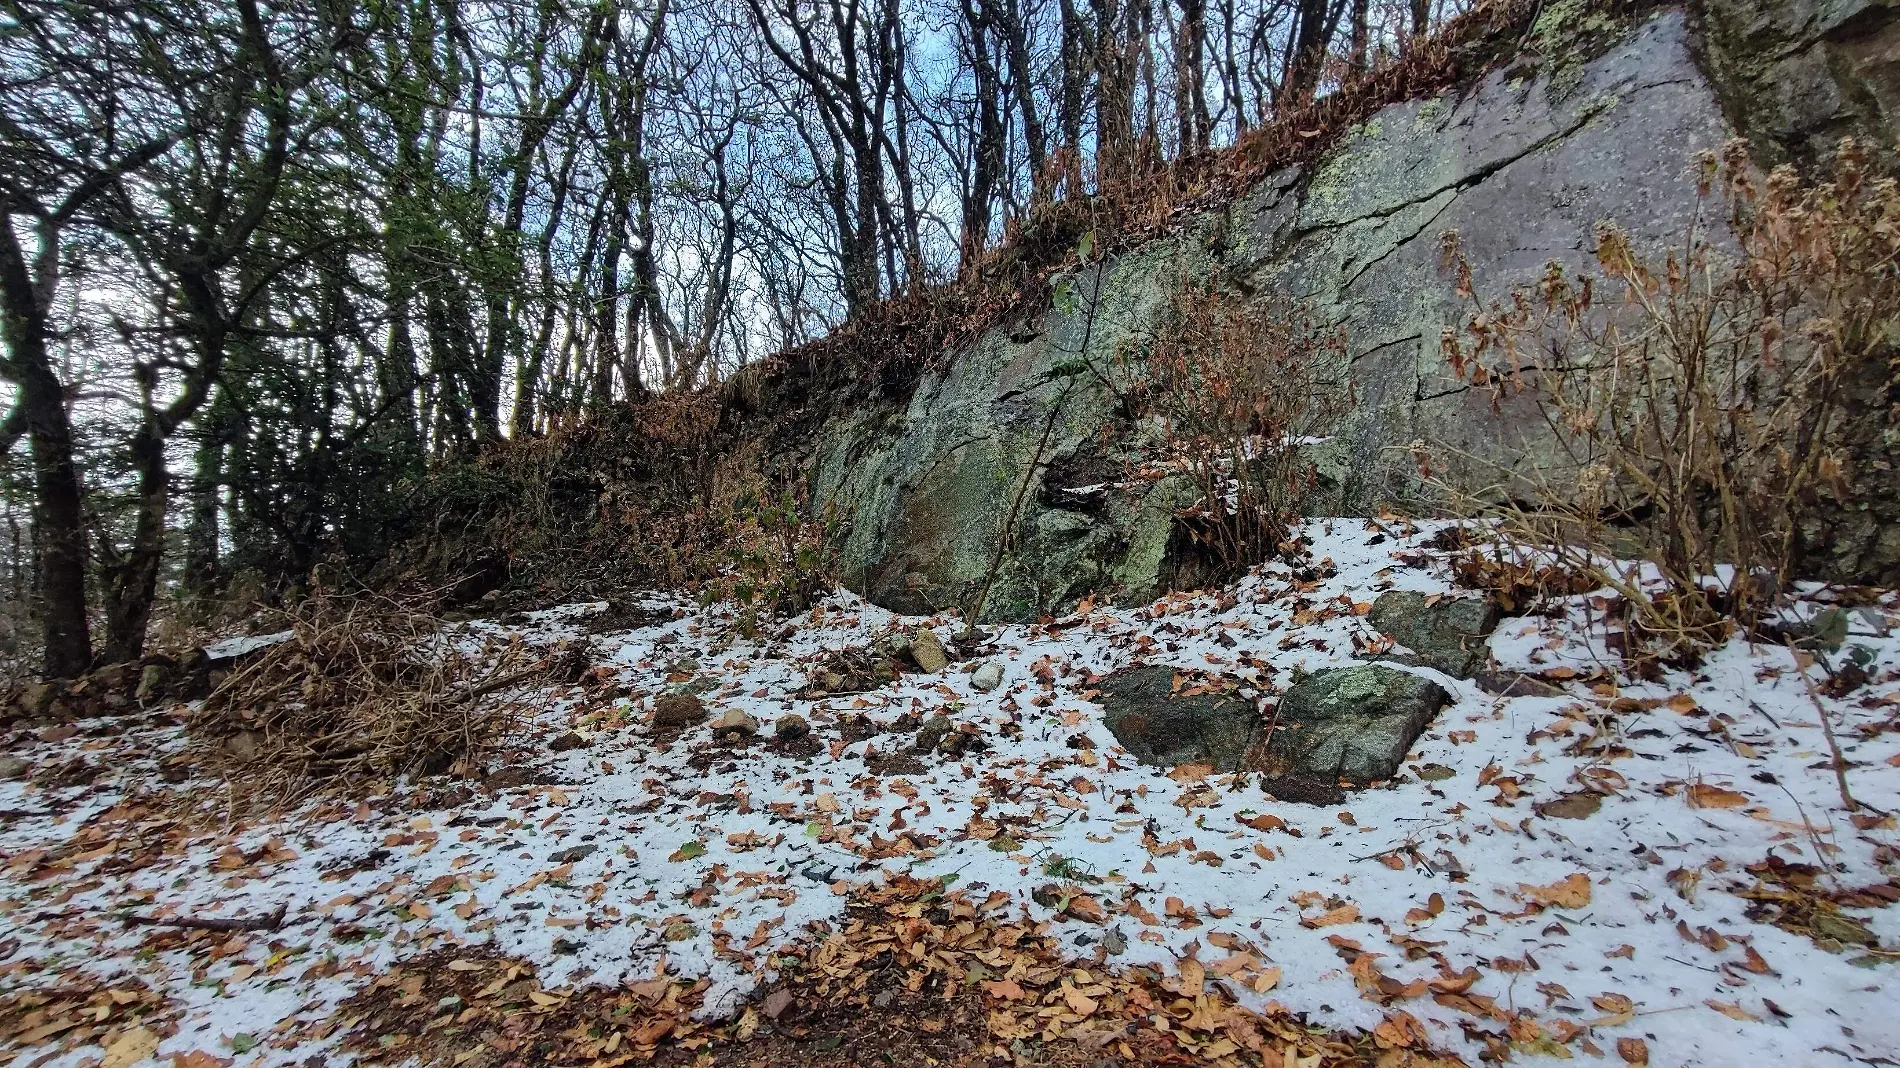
[812,5,1900,621]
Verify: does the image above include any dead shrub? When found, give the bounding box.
[687,444,840,628]
[190,593,554,805]
[1432,138,1900,657]
[1136,282,1348,583]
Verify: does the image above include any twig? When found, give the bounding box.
[1786,641,1862,814]
[123,901,288,933]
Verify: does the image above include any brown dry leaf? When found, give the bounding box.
[1371,1010,1429,1049]
[1175,956,1206,997]
[1705,999,1763,1022]
[984,979,1027,1001]
[1303,903,1361,928]
[1617,1037,1650,1065]
[1688,782,1748,809]
[1589,992,1635,1025]
[1519,873,1592,909]
[102,1027,159,1068]
[170,1054,232,1068]
[1064,894,1107,923]
[1062,987,1099,1016]
[1537,792,1602,820]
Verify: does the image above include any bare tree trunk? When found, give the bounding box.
[1058,0,1091,188]
[99,416,168,664]
[1174,0,1209,154]
[1093,0,1136,185]
[1284,0,1337,101]
[1349,0,1370,73]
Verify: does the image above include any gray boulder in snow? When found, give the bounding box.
[1271,665,1450,783]
[1368,591,1499,678]
[1096,666,1260,772]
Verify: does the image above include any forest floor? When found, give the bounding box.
[2,519,1898,1068]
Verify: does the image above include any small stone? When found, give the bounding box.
[970,661,1004,692]
[17,682,57,718]
[225,730,261,762]
[1102,927,1128,955]
[0,755,28,780]
[914,713,953,752]
[550,844,597,864]
[910,627,949,673]
[484,766,537,790]
[713,708,759,737]
[774,713,810,740]
[652,691,707,730]
[135,663,169,703]
[548,731,589,752]
[663,920,696,942]
[762,988,795,1020]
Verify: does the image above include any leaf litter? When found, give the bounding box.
[2,519,1898,1066]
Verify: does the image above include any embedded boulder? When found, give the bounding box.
[1096,666,1261,772]
[1270,665,1451,783]
[651,692,708,731]
[1368,591,1500,678]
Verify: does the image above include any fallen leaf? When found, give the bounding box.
[103,1027,159,1068]
[1304,903,1361,928]
[1536,792,1602,820]
[1519,873,1591,909]
[1705,999,1763,1022]
[1687,783,1747,809]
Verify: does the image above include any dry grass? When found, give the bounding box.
[188,592,557,807]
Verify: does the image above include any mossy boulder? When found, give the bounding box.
[1096,666,1262,771]
[1368,591,1500,678]
[1270,666,1451,783]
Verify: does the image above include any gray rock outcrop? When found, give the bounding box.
[810,10,1889,620]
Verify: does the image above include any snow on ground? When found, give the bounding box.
[2,518,1897,1066]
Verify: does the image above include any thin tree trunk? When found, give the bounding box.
[0,223,91,678]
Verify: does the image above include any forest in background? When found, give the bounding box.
[0,0,1466,678]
